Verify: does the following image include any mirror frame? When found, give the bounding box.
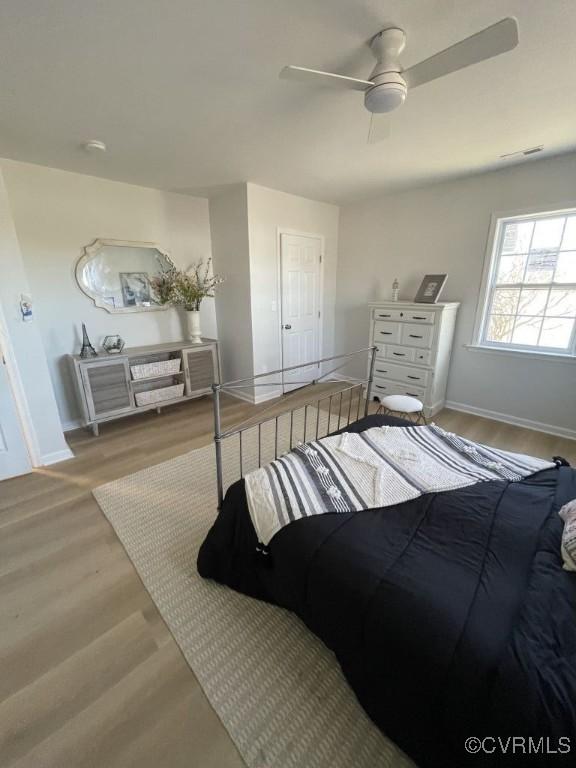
[76,238,172,314]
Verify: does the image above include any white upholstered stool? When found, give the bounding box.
[376,394,427,424]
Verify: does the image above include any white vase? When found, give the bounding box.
[185,310,202,343]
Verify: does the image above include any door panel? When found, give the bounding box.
[280,234,321,392]
[81,359,133,420]
[182,345,218,396]
[0,346,32,480]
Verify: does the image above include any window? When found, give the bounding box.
[478,209,576,356]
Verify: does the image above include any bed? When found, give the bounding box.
[199,354,576,768]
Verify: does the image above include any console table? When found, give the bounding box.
[69,339,219,436]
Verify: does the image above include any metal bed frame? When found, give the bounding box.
[212,346,377,509]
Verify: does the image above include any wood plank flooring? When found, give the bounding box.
[0,391,574,768]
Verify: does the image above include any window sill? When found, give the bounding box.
[464,344,576,365]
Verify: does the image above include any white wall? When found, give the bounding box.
[0,168,71,463]
[209,182,339,401]
[1,159,215,429]
[209,184,254,388]
[336,153,576,437]
[246,183,339,391]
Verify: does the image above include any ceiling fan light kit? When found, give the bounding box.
[364,74,407,114]
[280,17,519,137]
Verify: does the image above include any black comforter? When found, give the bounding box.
[198,415,576,767]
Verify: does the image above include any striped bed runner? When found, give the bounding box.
[244,424,554,546]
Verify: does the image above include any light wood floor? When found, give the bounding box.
[1,391,574,768]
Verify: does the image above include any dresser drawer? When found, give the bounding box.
[395,383,426,399]
[374,320,401,344]
[372,308,405,322]
[372,361,397,379]
[399,367,429,387]
[373,361,429,388]
[371,378,398,398]
[402,309,435,324]
[371,377,426,402]
[414,349,432,365]
[400,323,434,348]
[380,344,416,363]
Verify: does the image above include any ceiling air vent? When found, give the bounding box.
[500,145,544,160]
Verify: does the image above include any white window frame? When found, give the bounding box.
[473,204,576,359]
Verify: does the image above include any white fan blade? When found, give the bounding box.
[368,114,391,144]
[403,17,518,90]
[280,65,373,92]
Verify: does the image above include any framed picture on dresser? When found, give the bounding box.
[414,274,448,303]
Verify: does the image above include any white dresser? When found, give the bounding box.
[368,301,459,416]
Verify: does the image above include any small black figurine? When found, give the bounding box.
[80,323,98,358]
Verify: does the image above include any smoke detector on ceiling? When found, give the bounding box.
[82,140,107,154]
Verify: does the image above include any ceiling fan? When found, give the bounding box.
[280,17,519,142]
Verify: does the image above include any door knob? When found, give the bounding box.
[283,324,292,329]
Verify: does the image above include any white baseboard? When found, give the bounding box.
[62,418,83,432]
[41,447,75,465]
[429,400,445,417]
[444,400,576,441]
[327,373,354,382]
[254,389,283,404]
[222,387,254,404]
[222,387,282,405]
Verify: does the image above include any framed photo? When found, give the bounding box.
[414,274,448,304]
[119,272,152,307]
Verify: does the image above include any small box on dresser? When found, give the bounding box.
[368,301,459,417]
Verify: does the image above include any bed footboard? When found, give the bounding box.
[212,347,377,508]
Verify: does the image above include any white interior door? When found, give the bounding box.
[0,342,32,480]
[280,233,321,393]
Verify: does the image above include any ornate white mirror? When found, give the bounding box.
[76,239,173,313]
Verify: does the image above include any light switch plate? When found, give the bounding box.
[20,293,33,322]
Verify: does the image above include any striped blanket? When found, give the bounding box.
[244,424,554,545]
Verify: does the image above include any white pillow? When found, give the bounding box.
[559,499,576,572]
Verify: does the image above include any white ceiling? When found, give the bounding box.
[0,0,574,204]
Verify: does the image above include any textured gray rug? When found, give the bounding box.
[93,408,414,768]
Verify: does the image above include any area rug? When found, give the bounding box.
[93,407,414,768]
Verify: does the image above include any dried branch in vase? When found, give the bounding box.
[150,257,224,311]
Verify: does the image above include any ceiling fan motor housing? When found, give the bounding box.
[365,27,407,113]
[364,72,407,113]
